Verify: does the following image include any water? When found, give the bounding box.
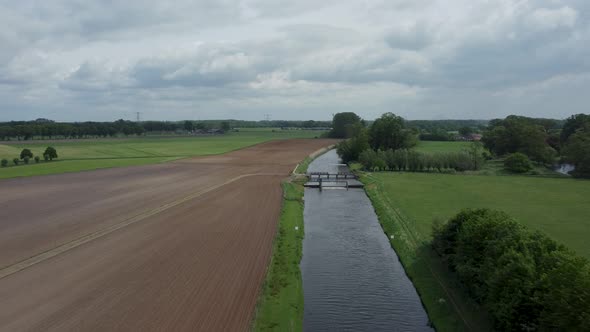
[556,163,575,175]
[301,150,433,331]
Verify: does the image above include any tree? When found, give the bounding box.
[44,147,58,161]
[369,113,417,151]
[504,153,532,173]
[465,141,485,170]
[561,113,590,143]
[1,159,7,167]
[459,126,473,137]
[20,148,33,160]
[482,115,556,163]
[336,129,370,163]
[13,158,19,166]
[562,130,590,178]
[330,112,363,138]
[184,120,194,132]
[220,121,231,132]
[34,156,40,163]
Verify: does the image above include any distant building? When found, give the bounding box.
[467,134,482,141]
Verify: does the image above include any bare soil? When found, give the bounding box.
[0,139,335,332]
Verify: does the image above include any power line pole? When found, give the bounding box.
[136,112,141,123]
[264,113,271,122]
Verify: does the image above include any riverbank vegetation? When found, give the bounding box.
[332,110,590,330]
[252,181,305,332]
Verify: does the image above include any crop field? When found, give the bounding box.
[0,129,325,179]
[0,139,334,331]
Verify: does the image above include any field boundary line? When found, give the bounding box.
[0,172,285,280]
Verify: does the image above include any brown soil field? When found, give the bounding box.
[0,138,335,332]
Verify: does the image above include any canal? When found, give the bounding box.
[301,150,433,331]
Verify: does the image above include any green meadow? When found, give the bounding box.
[0,129,324,179]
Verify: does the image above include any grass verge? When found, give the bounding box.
[252,180,305,332]
[361,173,492,332]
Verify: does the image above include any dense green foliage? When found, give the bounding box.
[563,130,590,178]
[407,120,488,133]
[12,158,19,166]
[433,209,590,331]
[1,159,8,167]
[253,181,305,331]
[336,129,370,163]
[368,113,417,151]
[34,156,40,163]
[20,148,33,160]
[329,112,363,138]
[560,114,590,178]
[482,115,556,163]
[43,147,58,161]
[561,113,590,143]
[0,119,331,141]
[358,149,481,172]
[503,152,532,173]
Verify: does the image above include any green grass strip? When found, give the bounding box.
[252,180,305,332]
[361,173,492,332]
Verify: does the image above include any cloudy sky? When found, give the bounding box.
[1,0,589,121]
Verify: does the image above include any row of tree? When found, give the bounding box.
[0,118,334,141]
[0,120,145,140]
[433,209,590,331]
[357,148,484,172]
[1,147,58,167]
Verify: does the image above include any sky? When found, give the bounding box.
[1,0,589,122]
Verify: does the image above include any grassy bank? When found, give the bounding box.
[0,129,324,179]
[361,171,590,331]
[252,180,306,332]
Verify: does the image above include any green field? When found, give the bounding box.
[362,171,590,331]
[0,129,324,179]
[253,181,305,331]
[414,141,471,153]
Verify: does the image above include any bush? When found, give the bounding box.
[23,156,30,164]
[433,209,590,331]
[336,129,370,163]
[43,154,50,161]
[34,156,40,163]
[1,159,7,167]
[504,152,532,173]
[358,148,480,173]
[13,158,19,166]
[20,148,33,160]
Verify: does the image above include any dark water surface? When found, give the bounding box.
[301,150,433,331]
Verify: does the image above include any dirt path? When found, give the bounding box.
[0,139,335,332]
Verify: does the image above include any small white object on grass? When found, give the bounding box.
[295,226,299,231]
[390,235,395,239]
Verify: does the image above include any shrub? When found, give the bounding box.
[23,156,30,164]
[433,209,590,331]
[504,152,532,173]
[34,156,40,163]
[1,159,7,167]
[43,154,50,161]
[13,158,20,166]
[20,148,33,160]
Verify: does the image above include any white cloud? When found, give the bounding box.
[0,0,589,121]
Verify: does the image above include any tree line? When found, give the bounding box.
[433,209,590,331]
[0,119,333,141]
[483,114,590,177]
[1,147,58,167]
